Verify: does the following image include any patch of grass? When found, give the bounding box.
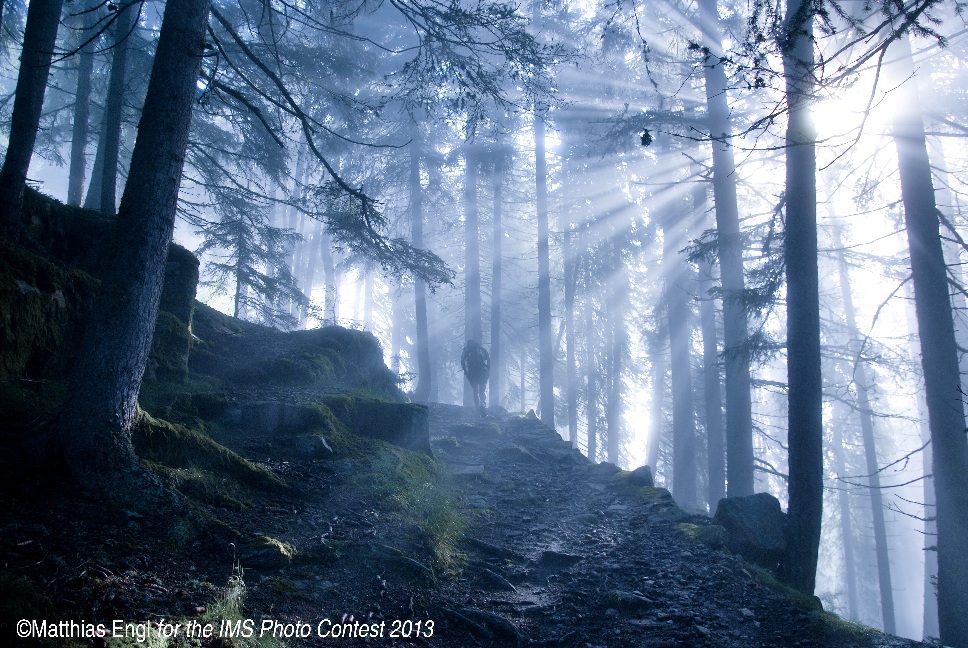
[199,563,279,648]
[148,464,249,510]
[745,563,824,612]
[677,522,701,541]
[349,440,466,570]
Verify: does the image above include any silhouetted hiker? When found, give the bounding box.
[461,339,490,416]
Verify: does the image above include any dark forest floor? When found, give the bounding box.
[0,401,936,648]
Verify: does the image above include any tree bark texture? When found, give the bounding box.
[57,0,212,509]
[782,0,823,596]
[0,0,65,236]
[891,33,968,648]
[698,0,755,497]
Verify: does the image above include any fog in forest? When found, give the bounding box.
[5,0,968,643]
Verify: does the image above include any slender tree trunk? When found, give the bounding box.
[699,255,725,510]
[84,108,107,210]
[99,4,136,214]
[464,130,483,406]
[564,212,578,448]
[782,0,823,595]
[665,213,699,508]
[411,141,432,402]
[698,0,755,498]
[832,225,896,633]
[647,329,667,474]
[0,0,66,237]
[489,156,504,409]
[68,9,96,207]
[56,0,212,510]
[321,227,338,324]
[830,409,860,621]
[535,109,555,428]
[301,217,323,326]
[605,261,626,465]
[583,259,598,460]
[891,33,968,648]
[694,177,726,510]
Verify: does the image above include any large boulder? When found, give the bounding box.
[713,492,787,575]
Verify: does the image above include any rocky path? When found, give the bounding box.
[408,404,924,648]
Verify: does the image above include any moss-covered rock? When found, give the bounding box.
[131,411,285,494]
[0,243,99,381]
[323,394,430,454]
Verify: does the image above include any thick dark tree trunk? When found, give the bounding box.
[782,0,823,596]
[0,0,66,237]
[698,0,755,497]
[67,8,96,207]
[56,0,212,511]
[98,4,136,214]
[489,156,504,409]
[411,142,432,402]
[535,109,555,428]
[890,33,968,648]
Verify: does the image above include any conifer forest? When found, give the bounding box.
[3,0,968,645]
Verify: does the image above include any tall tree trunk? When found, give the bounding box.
[56,0,212,510]
[830,408,860,621]
[489,155,504,409]
[699,252,726,511]
[782,0,823,596]
[301,217,323,326]
[698,0,755,498]
[564,209,578,448]
[584,261,598,461]
[464,130,483,406]
[0,0,66,237]
[321,227,338,324]
[535,108,555,428]
[646,329,666,474]
[84,107,107,210]
[99,4,136,214]
[411,140,432,402]
[693,174,726,509]
[833,225,896,633]
[68,7,96,207]
[665,213,699,509]
[891,32,968,648]
[605,262,626,465]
